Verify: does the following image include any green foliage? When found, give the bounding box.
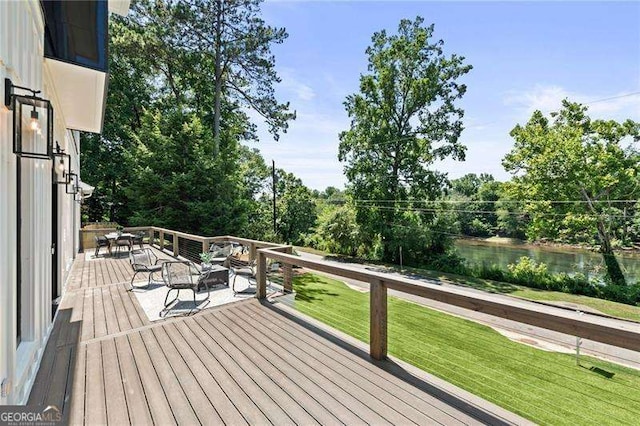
[506,257,550,285]
[199,252,213,264]
[81,0,295,239]
[443,174,530,239]
[503,100,640,285]
[312,204,362,257]
[170,0,295,152]
[275,171,317,245]
[413,252,640,306]
[338,17,472,261]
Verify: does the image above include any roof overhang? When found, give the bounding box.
[44,58,108,134]
[108,0,131,16]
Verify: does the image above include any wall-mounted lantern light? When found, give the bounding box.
[5,78,53,159]
[53,142,70,184]
[66,171,79,195]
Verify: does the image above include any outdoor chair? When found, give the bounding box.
[227,251,257,294]
[208,243,234,265]
[131,231,145,249]
[161,261,210,316]
[115,235,132,255]
[94,235,110,257]
[129,248,165,289]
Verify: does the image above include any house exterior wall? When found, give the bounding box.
[0,1,82,404]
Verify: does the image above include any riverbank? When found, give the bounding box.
[464,236,640,257]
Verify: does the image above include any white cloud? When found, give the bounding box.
[504,84,640,122]
[278,68,316,101]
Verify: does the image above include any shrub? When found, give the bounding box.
[422,251,467,275]
[506,257,549,287]
[475,263,506,282]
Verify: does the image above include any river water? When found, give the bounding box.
[453,239,640,284]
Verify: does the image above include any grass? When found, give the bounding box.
[398,264,640,322]
[296,246,640,322]
[291,273,640,425]
[512,288,640,322]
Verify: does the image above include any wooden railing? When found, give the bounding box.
[80,225,640,363]
[146,227,294,293]
[256,248,640,361]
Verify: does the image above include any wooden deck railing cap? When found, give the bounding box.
[257,247,640,354]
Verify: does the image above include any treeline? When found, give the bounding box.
[82,3,640,302]
[81,0,301,240]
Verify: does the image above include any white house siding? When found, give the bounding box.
[0,1,80,404]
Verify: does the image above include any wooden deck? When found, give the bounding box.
[29,249,529,425]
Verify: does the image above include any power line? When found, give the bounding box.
[586,91,640,105]
[351,203,636,219]
[329,199,639,204]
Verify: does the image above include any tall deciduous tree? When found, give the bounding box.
[503,100,640,286]
[338,17,472,261]
[172,0,295,154]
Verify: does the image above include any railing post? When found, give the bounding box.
[202,239,210,254]
[249,242,257,262]
[173,232,179,257]
[283,246,293,293]
[159,230,164,251]
[256,251,267,299]
[370,279,387,360]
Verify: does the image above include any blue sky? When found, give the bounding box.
[246,1,640,190]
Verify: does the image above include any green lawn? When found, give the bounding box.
[400,265,640,322]
[294,247,640,322]
[290,273,640,425]
[511,288,640,322]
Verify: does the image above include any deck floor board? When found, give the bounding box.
[29,246,529,426]
[242,302,475,424]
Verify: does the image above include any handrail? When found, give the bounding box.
[149,226,211,243]
[140,227,294,292]
[257,248,640,360]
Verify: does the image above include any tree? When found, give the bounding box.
[503,100,640,286]
[338,17,472,262]
[172,0,295,154]
[275,171,316,244]
[447,174,499,237]
[81,19,154,224]
[82,11,277,238]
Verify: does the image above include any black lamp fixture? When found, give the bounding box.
[53,142,71,185]
[66,171,79,195]
[4,78,53,159]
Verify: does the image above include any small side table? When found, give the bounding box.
[197,265,229,291]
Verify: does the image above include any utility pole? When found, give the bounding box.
[272,160,277,236]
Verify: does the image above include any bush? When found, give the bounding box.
[475,263,506,282]
[600,283,640,306]
[419,254,639,307]
[506,257,549,286]
[421,251,467,275]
